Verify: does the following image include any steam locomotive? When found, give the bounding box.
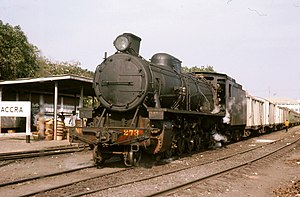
[75,33,299,166]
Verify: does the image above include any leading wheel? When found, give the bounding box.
[124,151,141,167]
[93,145,105,166]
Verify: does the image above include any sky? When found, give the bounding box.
[1,0,300,100]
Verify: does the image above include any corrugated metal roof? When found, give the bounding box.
[0,75,95,96]
[0,74,92,85]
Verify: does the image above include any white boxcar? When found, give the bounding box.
[246,94,264,130]
[274,106,288,129]
[283,107,289,123]
[269,101,276,128]
[254,97,276,131]
[289,110,300,126]
[274,106,282,125]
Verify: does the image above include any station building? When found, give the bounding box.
[269,98,300,113]
[0,75,96,137]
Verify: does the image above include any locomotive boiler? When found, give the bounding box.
[82,33,225,166]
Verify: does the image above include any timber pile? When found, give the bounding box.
[57,120,66,140]
[45,119,54,140]
[36,119,67,140]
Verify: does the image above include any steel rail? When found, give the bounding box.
[0,145,87,161]
[18,167,133,197]
[0,164,95,187]
[0,144,86,156]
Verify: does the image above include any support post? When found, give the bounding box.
[0,87,2,133]
[79,86,84,126]
[27,92,32,143]
[79,86,84,109]
[54,82,58,140]
[26,113,31,143]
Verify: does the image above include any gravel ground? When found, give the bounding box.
[0,127,300,196]
[191,128,300,197]
[85,128,300,197]
[199,140,300,197]
[0,150,93,184]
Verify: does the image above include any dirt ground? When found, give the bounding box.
[269,146,300,197]
[209,130,300,197]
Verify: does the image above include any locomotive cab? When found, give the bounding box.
[193,72,247,128]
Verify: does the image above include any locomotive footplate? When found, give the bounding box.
[95,127,153,146]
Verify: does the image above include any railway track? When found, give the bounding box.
[1,131,298,197]
[0,145,86,161]
[0,160,131,197]
[39,134,300,196]
[150,137,300,196]
[0,164,95,188]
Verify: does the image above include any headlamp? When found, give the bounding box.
[114,35,130,51]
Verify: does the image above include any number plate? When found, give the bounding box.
[123,129,143,136]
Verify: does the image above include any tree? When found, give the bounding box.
[36,56,94,78]
[0,20,39,80]
[181,65,215,73]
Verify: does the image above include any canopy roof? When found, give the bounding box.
[0,75,95,96]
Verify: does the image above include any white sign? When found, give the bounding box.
[0,101,31,117]
[0,101,31,141]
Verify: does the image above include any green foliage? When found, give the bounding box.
[36,56,94,78]
[0,20,39,80]
[181,65,215,73]
[83,96,100,108]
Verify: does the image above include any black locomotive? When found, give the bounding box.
[79,33,247,166]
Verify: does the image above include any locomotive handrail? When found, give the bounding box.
[147,107,225,116]
[101,81,133,86]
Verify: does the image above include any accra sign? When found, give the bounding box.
[0,101,31,117]
[0,101,31,142]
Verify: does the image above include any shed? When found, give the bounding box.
[0,75,96,139]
